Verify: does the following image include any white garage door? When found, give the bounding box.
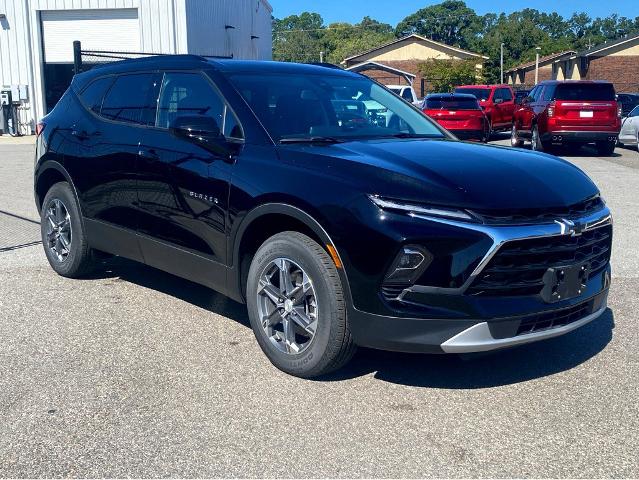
[41,9,140,63]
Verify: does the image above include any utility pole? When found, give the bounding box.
[534,46,541,84]
[320,51,324,63]
[500,43,504,84]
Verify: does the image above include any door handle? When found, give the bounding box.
[71,128,100,140]
[138,148,159,160]
[71,129,90,140]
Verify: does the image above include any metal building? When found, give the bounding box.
[0,0,273,134]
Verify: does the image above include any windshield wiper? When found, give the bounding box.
[279,136,344,144]
[386,133,442,139]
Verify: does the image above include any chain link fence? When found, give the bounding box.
[73,41,233,74]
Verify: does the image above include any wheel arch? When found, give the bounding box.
[34,161,83,218]
[230,203,351,305]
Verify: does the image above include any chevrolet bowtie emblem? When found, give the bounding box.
[555,218,585,236]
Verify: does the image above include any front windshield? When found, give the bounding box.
[229,72,445,142]
[455,88,491,101]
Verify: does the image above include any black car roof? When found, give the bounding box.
[73,55,358,89]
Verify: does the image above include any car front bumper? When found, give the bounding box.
[349,288,608,354]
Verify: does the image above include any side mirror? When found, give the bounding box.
[169,115,241,160]
[170,115,221,142]
[523,96,534,104]
[493,97,504,105]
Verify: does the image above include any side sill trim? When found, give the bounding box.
[440,302,607,353]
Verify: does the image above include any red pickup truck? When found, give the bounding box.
[454,84,516,135]
[511,80,621,155]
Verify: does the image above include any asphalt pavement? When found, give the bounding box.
[0,136,637,477]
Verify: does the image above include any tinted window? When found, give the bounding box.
[79,77,113,114]
[454,88,491,101]
[156,72,243,139]
[541,85,555,102]
[425,97,480,110]
[630,105,639,117]
[554,83,616,101]
[529,86,542,102]
[229,73,445,141]
[101,73,156,125]
[499,88,513,101]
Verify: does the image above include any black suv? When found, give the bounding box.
[35,56,612,377]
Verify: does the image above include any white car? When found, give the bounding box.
[619,105,639,151]
[385,85,421,106]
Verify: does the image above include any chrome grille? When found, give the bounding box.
[467,225,612,297]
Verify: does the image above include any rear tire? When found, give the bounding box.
[531,125,544,152]
[41,182,97,278]
[246,232,356,378]
[596,141,616,156]
[510,123,523,147]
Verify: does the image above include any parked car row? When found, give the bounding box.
[408,80,627,156]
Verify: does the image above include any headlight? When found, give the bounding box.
[368,195,477,222]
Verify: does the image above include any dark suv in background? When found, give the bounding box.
[35,56,612,377]
[512,80,621,155]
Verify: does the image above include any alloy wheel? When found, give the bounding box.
[256,258,318,355]
[531,127,540,151]
[45,198,72,262]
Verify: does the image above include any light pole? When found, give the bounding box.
[534,46,541,84]
[500,43,504,84]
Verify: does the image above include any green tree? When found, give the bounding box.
[273,12,324,62]
[419,59,480,92]
[395,0,480,48]
[321,17,395,64]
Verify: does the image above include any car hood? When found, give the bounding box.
[277,139,599,211]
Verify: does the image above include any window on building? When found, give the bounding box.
[101,73,157,125]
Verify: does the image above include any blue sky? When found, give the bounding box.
[268,0,638,25]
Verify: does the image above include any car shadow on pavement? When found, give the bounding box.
[89,257,614,389]
[325,309,614,388]
[88,257,251,327]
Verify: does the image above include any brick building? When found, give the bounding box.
[506,33,639,93]
[342,34,487,97]
[506,51,575,87]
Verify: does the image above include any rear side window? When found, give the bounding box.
[401,89,413,101]
[101,73,156,125]
[79,77,114,114]
[554,83,616,101]
[425,97,479,110]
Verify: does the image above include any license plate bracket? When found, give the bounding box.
[541,263,590,303]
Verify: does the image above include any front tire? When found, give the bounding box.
[246,232,356,378]
[41,182,97,278]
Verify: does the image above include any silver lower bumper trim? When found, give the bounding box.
[440,301,607,353]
